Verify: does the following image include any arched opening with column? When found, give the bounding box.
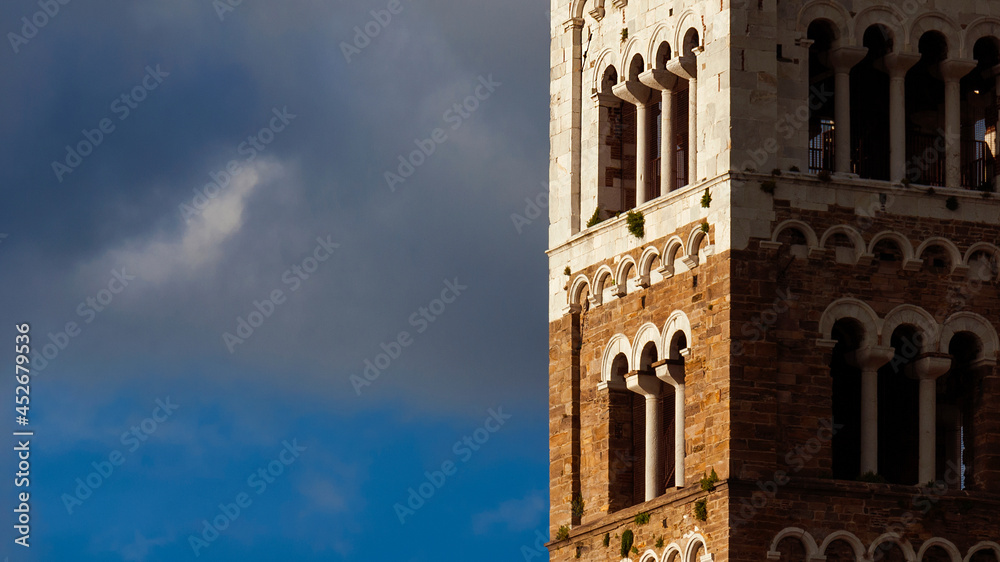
[667,28,699,188]
[596,64,627,220]
[606,349,640,511]
[808,19,837,174]
[906,31,949,186]
[829,318,864,480]
[610,54,650,213]
[851,25,892,180]
[878,324,922,484]
[938,332,982,489]
[961,36,1000,191]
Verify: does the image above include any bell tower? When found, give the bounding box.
[548,1,1000,561]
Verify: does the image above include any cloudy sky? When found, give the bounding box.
[0,1,550,559]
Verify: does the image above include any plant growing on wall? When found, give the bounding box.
[626,210,645,239]
[587,206,604,228]
[571,494,585,519]
[694,498,708,521]
[621,530,634,558]
[656,537,665,549]
[564,266,571,276]
[760,179,777,194]
[621,28,628,42]
[556,525,570,541]
[701,188,712,208]
[700,222,710,234]
[817,170,832,182]
[634,512,650,525]
[700,468,719,492]
[946,196,959,211]
[603,533,610,547]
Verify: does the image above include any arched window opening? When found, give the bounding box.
[598,65,625,220]
[827,232,857,264]
[777,227,809,259]
[808,20,837,173]
[830,318,863,480]
[970,548,1000,562]
[872,239,904,274]
[776,537,808,562]
[652,42,673,196]
[968,250,1000,282]
[938,332,981,489]
[922,546,953,562]
[851,25,892,180]
[629,389,646,505]
[921,245,953,274]
[960,38,1000,191]
[824,540,857,562]
[608,352,637,511]
[878,325,921,485]
[905,32,948,186]
[872,542,907,562]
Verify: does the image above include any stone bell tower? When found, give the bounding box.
[548,1,1000,561]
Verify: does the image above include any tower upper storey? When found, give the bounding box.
[549,0,1000,256]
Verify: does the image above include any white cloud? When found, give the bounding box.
[471,490,546,535]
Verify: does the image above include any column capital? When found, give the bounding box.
[563,17,585,32]
[592,91,621,107]
[666,55,698,81]
[652,359,686,387]
[588,6,605,20]
[882,52,921,78]
[846,345,895,371]
[625,371,663,397]
[638,68,680,91]
[908,353,952,380]
[939,58,978,82]
[828,46,868,73]
[612,80,652,105]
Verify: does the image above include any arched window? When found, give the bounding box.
[608,351,638,510]
[878,325,922,484]
[808,20,837,173]
[905,32,949,186]
[776,537,809,562]
[851,25,892,180]
[938,332,981,489]
[960,37,1000,191]
[830,318,863,480]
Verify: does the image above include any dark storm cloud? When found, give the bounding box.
[0,0,550,413]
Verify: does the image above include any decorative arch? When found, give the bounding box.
[869,533,917,562]
[661,542,684,562]
[591,264,615,306]
[568,274,591,308]
[911,13,961,54]
[771,219,820,248]
[819,224,868,263]
[685,226,709,267]
[917,538,963,562]
[592,49,619,95]
[673,11,703,53]
[662,310,693,360]
[766,527,820,561]
[882,304,940,352]
[661,235,686,277]
[570,0,604,20]
[963,242,1000,270]
[819,298,882,348]
[615,255,639,296]
[853,6,907,49]
[638,246,661,287]
[818,530,867,561]
[965,541,1000,562]
[621,40,647,81]
[646,24,674,67]
[683,533,712,562]
[915,237,963,272]
[601,334,632,388]
[940,311,1000,362]
[633,322,662,370]
[639,549,660,562]
[868,230,916,263]
[797,0,852,44]
[962,18,1000,59]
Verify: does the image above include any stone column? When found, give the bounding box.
[910,354,952,484]
[828,47,868,174]
[612,80,653,205]
[593,92,622,214]
[940,59,978,188]
[883,54,920,182]
[625,371,663,501]
[566,18,584,234]
[667,55,698,184]
[654,352,688,488]
[847,345,895,475]
[639,69,680,194]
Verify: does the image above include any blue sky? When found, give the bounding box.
[0,1,550,559]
